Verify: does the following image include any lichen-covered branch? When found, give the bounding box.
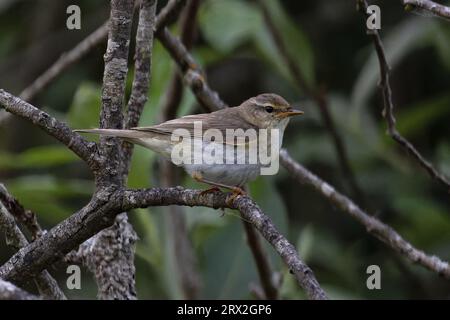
[0,187,123,284]
[123,0,157,177]
[0,196,66,299]
[0,186,328,300]
[402,0,450,20]
[0,183,43,240]
[358,0,450,190]
[280,149,450,279]
[72,212,138,300]
[158,0,203,300]
[88,0,136,300]
[0,279,40,300]
[125,0,157,129]
[123,188,328,300]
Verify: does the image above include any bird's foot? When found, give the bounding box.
[226,187,247,206]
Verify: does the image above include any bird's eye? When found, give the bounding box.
[265,105,274,113]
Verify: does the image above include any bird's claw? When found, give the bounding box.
[226,187,246,206]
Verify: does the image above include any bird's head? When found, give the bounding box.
[239,93,303,129]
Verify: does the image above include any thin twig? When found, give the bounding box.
[153,26,450,279]
[156,28,228,111]
[155,0,188,30]
[402,0,450,20]
[0,23,109,126]
[160,0,201,120]
[242,220,279,299]
[160,160,201,299]
[280,149,450,279]
[260,1,366,205]
[19,22,109,103]
[0,0,187,127]
[358,0,450,190]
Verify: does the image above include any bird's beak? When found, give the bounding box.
[277,109,304,118]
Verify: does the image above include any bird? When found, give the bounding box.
[76,93,303,199]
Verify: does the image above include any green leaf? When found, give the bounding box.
[0,145,79,170]
[258,0,315,86]
[4,176,93,223]
[351,18,432,122]
[393,195,450,251]
[431,23,450,71]
[395,94,450,138]
[67,82,102,130]
[199,0,315,88]
[199,0,262,54]
[201,216,257,299]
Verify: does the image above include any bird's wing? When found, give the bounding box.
[133,108,259,145]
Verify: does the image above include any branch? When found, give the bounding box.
[0,89,100,171]
[155,0,187,30]
[19,22,109,103]
[242,220,279,299]
[0,279,39,300]
[0,23,109,126]
[0,183,43,240]
[402,0,450,20]
[0,0,186,127]
[160,160,201,299]
[0,187,123,284]
[0,194,66,299]
[123,0,157,176]
[89,0,136,300]
[160,0,201,121]
[280,149,450,279]
[122,188,328,300]
[73,212,138,300]
[358,0,450,190]
[259,1,365,204]
[158,7,280,298]
[0,186,328,300]
[154,25,450,279]
[98,0,134,186]
[156,28,228,111]
[158,0,203,299]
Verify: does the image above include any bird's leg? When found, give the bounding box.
[191,172,246,205]
[199,186,221,196]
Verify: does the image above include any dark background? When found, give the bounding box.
[0,0,449,299]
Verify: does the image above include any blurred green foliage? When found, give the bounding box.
[0,0,449,299]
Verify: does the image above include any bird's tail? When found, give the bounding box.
[74,128,146,140]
